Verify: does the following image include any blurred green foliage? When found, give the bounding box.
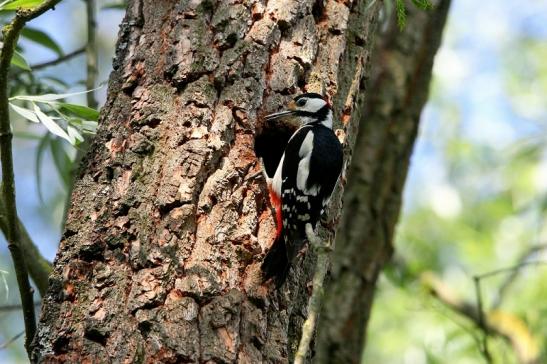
[363,4,547,362]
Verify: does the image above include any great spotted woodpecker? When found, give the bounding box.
[261,93,343,286]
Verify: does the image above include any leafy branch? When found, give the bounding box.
[0,0,63,356]
[30,46,85,71]
[394,0,433,30]
[422,260,544,364]
[9,90,99,145]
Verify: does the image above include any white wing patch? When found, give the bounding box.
[296,131,320,196]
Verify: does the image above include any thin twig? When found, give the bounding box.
[473,276,492,363]
[0,0,63,355]
[0,331,24,349]
[294,225,331,364]
[492,245,547,309]
[0,196,52,297]
[84,0,98,109]
[30,47,86,71]
[474,260,547,280]
[0,301,41,312]
[61,0,99,223]
[423,272,540,364]
[471,258,547,363]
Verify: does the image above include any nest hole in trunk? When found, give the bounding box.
[254,118,299,178]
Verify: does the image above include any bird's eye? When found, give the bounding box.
[296,98,307,107]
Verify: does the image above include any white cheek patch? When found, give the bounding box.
[301,98,326,113]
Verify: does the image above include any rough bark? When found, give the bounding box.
[32,0,381,362]
[315,1,452,363]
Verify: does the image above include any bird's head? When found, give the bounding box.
[265,93,333,128]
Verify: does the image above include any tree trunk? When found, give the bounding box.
[32,0,382,362]
[315,1,452,363]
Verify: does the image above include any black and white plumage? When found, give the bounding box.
[261,93,343,286]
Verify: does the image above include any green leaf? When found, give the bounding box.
[9,102,39,122]
[11,88,99,102]
[412,0,433,10]
[81,120,98,134]
[33,103,73,143]
[101,1,126,10]
[13,130,42,140]
[21,27,63,56]
[395,0,406,30]
[35,133,49,202]
[0,269,9,302]
[67,125,84,144]
[0,0,44,10]
[58,102,99,121]
[11,50,31,71]
[49,137,73,188]
[42,76,69,88]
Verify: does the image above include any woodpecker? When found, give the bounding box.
[261,93,343,286]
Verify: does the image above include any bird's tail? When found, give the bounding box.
[261,230,305,287]
[261,233,289,287]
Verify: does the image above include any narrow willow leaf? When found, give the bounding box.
[10,88,100,102]
[9,102,39,123]
[35,133,50,202]
[33,103,72,143]
[81,120,98,134]
[21,27,63,56]
[49,138,73,187]
[0,0,43,10]
[11,50,31,71]
[67,125,84,144]
[13,131,42,140]
[42,76,69,88]
[59,102,99,121]
[67,118,97,134]
[101,1,126,10]
[0,269,9,301]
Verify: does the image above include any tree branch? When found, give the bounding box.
[0,0,62,355]
[0,301,41,312]
[29,46,86,71]
[84,0,98,109]
[61,0,99,224]
[492,244,547,309]
[423,272,540,364]
[316,0,452,361]
[0,331,24,350]
[294,225,331,364]
[473,276,493,363]
[0,196,52,297]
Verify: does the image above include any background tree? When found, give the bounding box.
[316,1,451,362]
[364,1,547,363]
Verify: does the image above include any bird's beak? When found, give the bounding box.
[264,110,295,121]
[264,100,298,121]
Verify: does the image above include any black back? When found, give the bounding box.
[281,124,343,235]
